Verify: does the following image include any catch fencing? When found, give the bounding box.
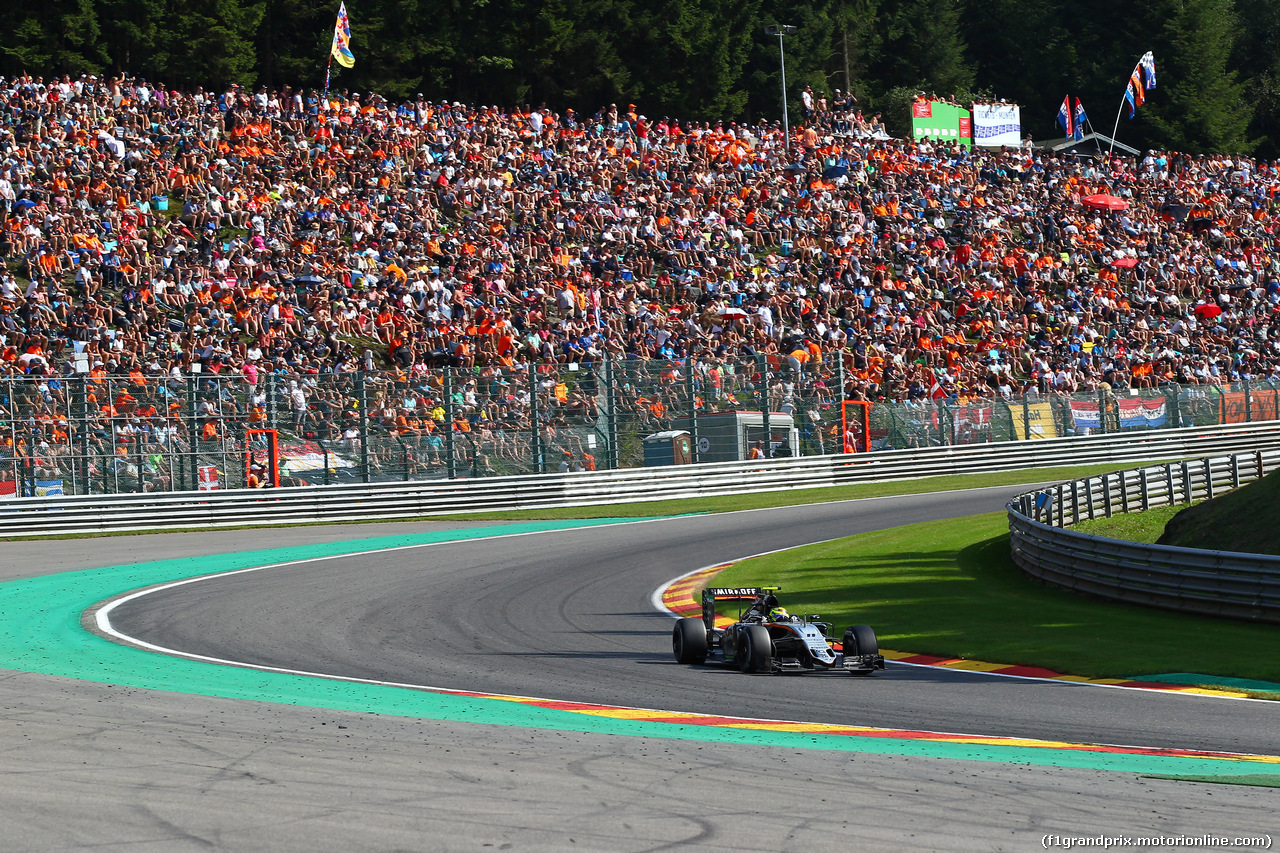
[2,357,1279,498]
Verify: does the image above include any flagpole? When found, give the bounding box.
[1080,107,1102,154]
[1108,91,1127,155]
[1109,61,1143,154]
[323,52,333,100]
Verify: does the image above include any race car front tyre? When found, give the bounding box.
[738,624,774,674]
[843,624,879,675]
[673,617,709,664]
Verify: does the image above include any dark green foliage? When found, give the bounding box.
[1142,0,1254,153]
[0,0,1274,154]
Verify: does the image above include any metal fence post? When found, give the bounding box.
[530,363,544,474]
[1180,460,1191,504]
[836,351,846,404]
[266,373,278,431]
[1258,449,1265,480]
[77,376,92,495]
[1056,483,1064,527]
[758,354,771,457]
[1120,470,1130,514]
[1085,477,1096,520]
[356,372,370,483]
[1166,386,1181,429]
[186,375,198,491]
[1102,473,1113,517]
[1070,480,1080,524]
[1231,453,1240,489]
[134,434,145,493]
[1204,457,1214,501]
[1140,468,1150,511]
[686,358,700,463]
[604,357,619,470]
[1164,464,1175,508]
[444,367,457,480]
[1022,397,1031,441]
[1244,377,1252,422]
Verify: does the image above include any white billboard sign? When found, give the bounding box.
[972,104,1022,147]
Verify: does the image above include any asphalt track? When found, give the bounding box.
[3,488,1277,850]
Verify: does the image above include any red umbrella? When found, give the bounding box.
[1082,193,1129,211]
[1194,303,1223,320]
[1111,257,1138,269]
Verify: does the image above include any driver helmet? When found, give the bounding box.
[769,607,790,622]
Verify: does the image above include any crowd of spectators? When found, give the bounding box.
[2,70,1279,486]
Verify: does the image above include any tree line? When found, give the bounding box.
[3,0,1273,156]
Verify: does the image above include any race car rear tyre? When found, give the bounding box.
[673,617,708,665]
[843,625,879,676]
[738,625,774,674]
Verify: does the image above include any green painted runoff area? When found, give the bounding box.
[711,512,1280,686]
[2,517,1277,775]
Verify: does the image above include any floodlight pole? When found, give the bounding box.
[765,25,797,157]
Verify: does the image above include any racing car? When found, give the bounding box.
[671,586,886,675]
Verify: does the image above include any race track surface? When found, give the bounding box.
[106,488,1279,755]
[3,490,1277,850]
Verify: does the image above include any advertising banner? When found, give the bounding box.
[280,440,356,472]
[911,101,972,146]
[1217,391,1280,424]
[27,480,63,497]
[972,103,1022,147]
[1119,397,1167,428]
[197,464,220,491]
[951,404,993,444]
[1071,398,1167,432]
[1009,401,1061,440]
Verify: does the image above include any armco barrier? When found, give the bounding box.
[3,420,1280,537]
[1008,446,1280,623]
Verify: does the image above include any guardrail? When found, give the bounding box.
[1008,447,1280,624]
[3,420,1279,537]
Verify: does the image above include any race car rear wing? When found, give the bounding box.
[700,586,779,629]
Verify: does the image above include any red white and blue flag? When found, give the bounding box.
[1058,96,1073,139]
[1073,98,1087,140]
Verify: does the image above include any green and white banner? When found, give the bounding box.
[911,100,972,146]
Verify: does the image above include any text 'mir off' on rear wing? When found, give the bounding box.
[700,586,780,628]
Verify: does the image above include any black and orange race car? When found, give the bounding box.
[671,586,885,675]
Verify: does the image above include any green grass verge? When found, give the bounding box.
[710,512,1280,684]
[1071,504,1187,543]
[1159,470,1280,556]
[414,462,1168,521]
